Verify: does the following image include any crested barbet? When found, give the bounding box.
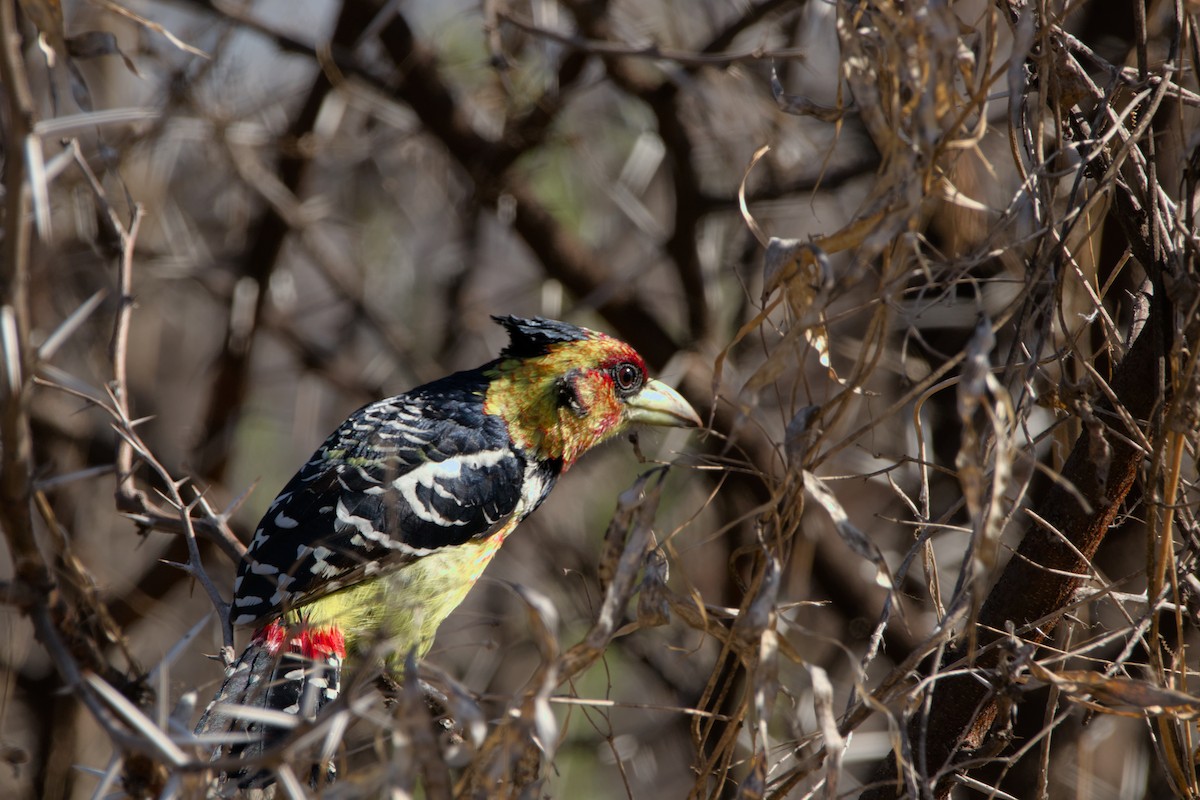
[198,315,700,785]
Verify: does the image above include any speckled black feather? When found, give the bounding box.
[493,315,592,360]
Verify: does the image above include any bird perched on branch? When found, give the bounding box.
[197,315,699,787]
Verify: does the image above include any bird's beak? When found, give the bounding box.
[626,379,702,428]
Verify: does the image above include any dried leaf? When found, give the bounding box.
[561,470,665,678]
[597,469,664,593]
[733,553,782,652]
[784,404,820,466]
[803,471,893,588]
[760,237,868,395]
[771,63,844,122]
[738,144,772,247]
[66,58,93,111]
[509,583,559,663]
[635,546,670,628]
[745,623,780,782]
[67,31,140,76]
[954,316,1013,579]
[1027,661,1200,719]
[810,665,844,800]
[761,237,831,308]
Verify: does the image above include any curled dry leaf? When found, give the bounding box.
[810,665,844,800]
[955,316,1013,581]
[1026,660,1200,720]
[803,470,893,589]
[771,63,845,123]
[762,237,868,396]
[636,546,671,628]
[784,404,821,466]
[67,31,140,76]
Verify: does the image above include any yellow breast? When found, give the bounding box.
[292,519,518,663]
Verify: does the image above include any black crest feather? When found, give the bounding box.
[493,315,592,359]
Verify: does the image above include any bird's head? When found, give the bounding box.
[483,315,701,466]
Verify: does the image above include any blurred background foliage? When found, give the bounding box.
[2,0,1199,798]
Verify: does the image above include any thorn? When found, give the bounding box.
[151,487,184,510]
[159,559,194,575]
[223,479,259,519]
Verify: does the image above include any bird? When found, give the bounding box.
[196,314,700,787]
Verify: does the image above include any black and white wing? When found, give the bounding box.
[229,378,550,627]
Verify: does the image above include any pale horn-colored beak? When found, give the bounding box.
[625,378,702,428]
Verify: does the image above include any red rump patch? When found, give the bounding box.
[299,626,346,659]
[252,621,346,659]
[254,620,289,654]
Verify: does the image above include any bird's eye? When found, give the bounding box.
[612,362,643,396]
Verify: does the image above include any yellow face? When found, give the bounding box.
[482,335,699,467]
